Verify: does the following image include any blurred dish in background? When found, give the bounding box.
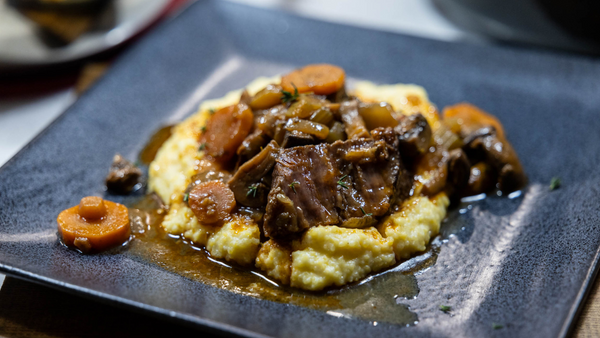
[0,0,171,66]
[8,0,115,46]
[434,0,600,54]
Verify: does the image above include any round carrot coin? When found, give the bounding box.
[202,103,253,163]
[188,181,236,224]
[281,64,345,95]
[57,197,130,253]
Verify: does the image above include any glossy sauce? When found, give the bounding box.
[138,125,174,165]
[127,123,456,325]
[125,194,440,326]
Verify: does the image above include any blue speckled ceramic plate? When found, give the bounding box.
[1,1,600,337]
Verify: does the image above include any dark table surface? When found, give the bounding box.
[0,275,598,337]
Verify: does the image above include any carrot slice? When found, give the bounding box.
[202,103,253,163]
[57,197,130,253]
[281,64,345,95]
[188,181,236,224]
[442,103,505,139]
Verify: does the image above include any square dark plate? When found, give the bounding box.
[1,1,600,337]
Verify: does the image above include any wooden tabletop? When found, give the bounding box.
[0,275,597,337]
[573,276,600,338]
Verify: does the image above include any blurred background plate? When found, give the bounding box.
[0,0,171,66]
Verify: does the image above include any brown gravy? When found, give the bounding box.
[138,125,174,165]
[127,124,442,326]
[125,194,439,326]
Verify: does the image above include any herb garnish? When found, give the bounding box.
[360,207,373,217]
[201,126,207,133]
[439,305,451,313]
[281,84,299,103]
[492,323,503,330]
[247,184,259,198]
[183,193,189,203]
[337,175,349,189]
[208,108,216,115]
[289,181,299,193]
[198,143,206,151]
[549,177,561,191]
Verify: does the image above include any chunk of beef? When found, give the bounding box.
[256,105,287,138]
[372,127,412,204]
[264,135,404,238]
[464,132,526,193]
[228,140,279,208]
[415,149,446,197]
[264,144,340,238]
[462,126,496,145]
[416,148,471,198]
[464,162,497,196]
[105,154,142,194]
[264,188,299,237]
[330,138,399,219]
[394,113,432,159]
[339,100,370,139]
[281,130,316,148]
[446,149,471,197]
[236,130,270,165]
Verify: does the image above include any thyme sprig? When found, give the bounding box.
[289,181,299,193]
[360,207,373,217]
[198,142,207,151]
[439,305,451,313]
[247,184,259,198]
[208,108,216,115]
[281,84,299,103]
[337,175,349,189]
[550,177,561,191]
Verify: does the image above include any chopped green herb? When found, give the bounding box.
[183,193,189,203]
[281,84,299,103]
[360,207,373,217]
[492,323,503,330]
[549,177,561,191]
[198,143,207,151]
[201,126,207,133]
[439,305,451,312]
[337,175,349,189]
[247,184,258,198]
[133,160,141,167]
[289,181,299,193]
[208,108,216,115]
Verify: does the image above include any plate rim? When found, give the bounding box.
[0,1,599,337]
[0,263,269,338]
